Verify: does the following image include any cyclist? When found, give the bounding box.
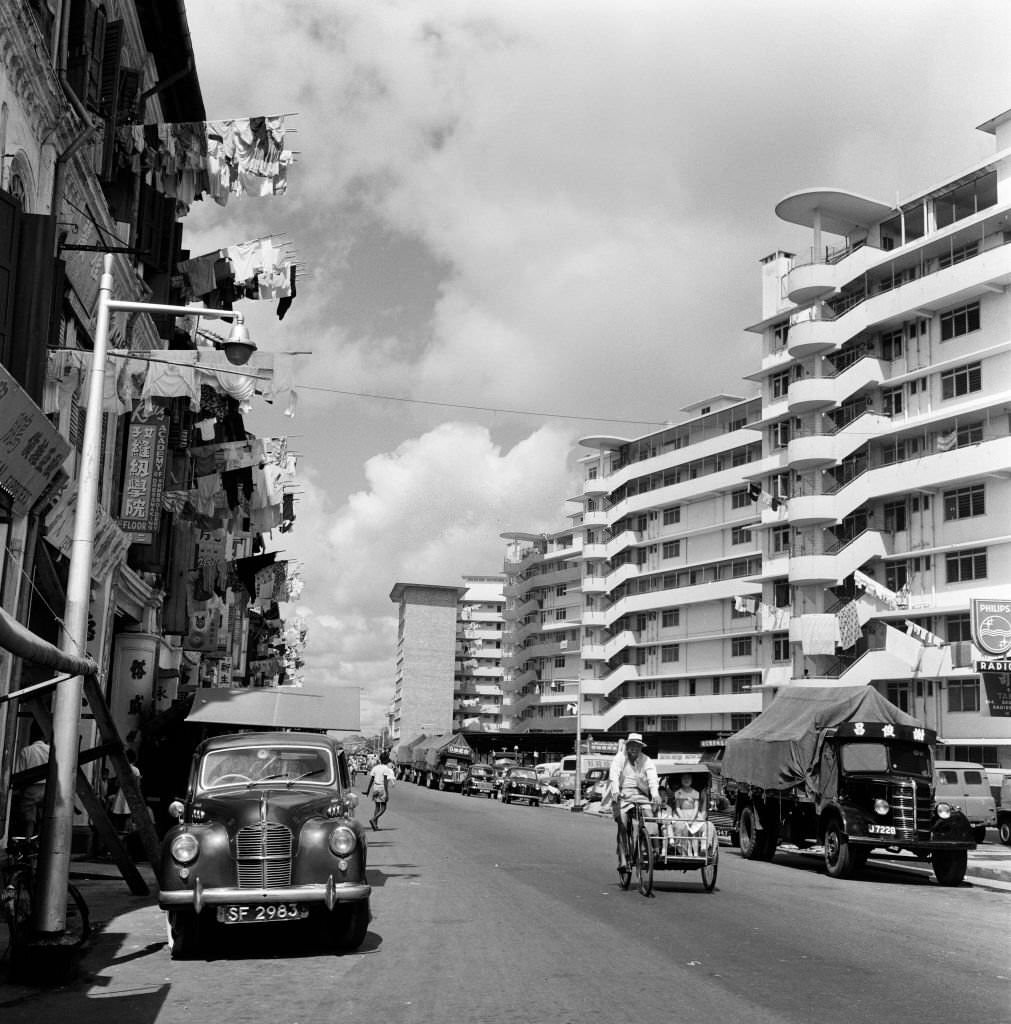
[609,732,660,870]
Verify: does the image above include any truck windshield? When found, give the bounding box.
[840,742,931,777]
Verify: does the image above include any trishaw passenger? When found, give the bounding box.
[672,773,704,855]
[609,732,660,870]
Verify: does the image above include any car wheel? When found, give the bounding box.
[999,821,1011,846]
[972,825,987,844]
[932,850,967,887]
[166,909,206,960]
[823,819,853,879]
[319,901,370,952]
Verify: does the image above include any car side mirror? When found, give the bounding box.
[168,800,185,820]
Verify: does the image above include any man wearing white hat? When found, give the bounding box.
[609,732,660,872]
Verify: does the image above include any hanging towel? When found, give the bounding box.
[798,614,840,655]
[836,601,861,651]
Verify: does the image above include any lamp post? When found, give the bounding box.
[34,254,256,938]
[571,678,583,812]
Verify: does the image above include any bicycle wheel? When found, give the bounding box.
[65,883,91,947]
[617,827,632,889]
[635,829,654,897]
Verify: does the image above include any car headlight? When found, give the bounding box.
[328,826,357,856]
[874,798,890,815]
[935,802,952,819]
[170,832,199,864]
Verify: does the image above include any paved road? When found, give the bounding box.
[2,784,1008,1024]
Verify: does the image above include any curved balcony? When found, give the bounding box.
[582,477,609,496]
[581,609,609,627]
[788,410,891,469]
[786,494,837,526]
[785,260,836,303]
[788,553,839,584]
[788,357,887,414]
[582,508,609,527]
[582,542,607,560]
[582,575,607,594]
[787,433,836,468]
[784,242,883,304]
[786,314,836,357]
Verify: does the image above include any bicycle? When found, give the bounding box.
[615,799,655,896]
[2,835,91,973]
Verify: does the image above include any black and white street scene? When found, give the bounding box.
[0,2,1009,1023]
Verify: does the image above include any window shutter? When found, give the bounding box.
[67,1,107,110]
[0,192,20,369]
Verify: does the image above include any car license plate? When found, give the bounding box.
[217,903,308,925]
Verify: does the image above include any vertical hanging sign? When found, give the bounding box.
[117,408,169,543]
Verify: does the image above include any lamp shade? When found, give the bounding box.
[220,319,257,365]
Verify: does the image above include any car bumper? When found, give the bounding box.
[159,877,371,913]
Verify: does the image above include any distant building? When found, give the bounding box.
[388,582,463,744]
[453,575,506,732]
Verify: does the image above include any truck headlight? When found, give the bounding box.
[328,826,356,856]
[874,799,890,815]
[935,802,952,819]
[170,833,199,864]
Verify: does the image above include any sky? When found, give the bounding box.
[182,0,1011,733]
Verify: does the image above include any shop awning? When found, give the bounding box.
[186,683,360,732]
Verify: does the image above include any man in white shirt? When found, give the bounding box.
[609,732,660,871]
[364,751,396,831]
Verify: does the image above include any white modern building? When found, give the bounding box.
[745,107,1011,767]
[501,526,585,733]
[502,108,1011,768]
[453,575,506,732]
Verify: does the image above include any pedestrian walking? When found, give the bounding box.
[364,751,395,831]
[11,723,50,837]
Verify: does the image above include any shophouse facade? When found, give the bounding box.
[453,575,506,732]
[1,0,306,841]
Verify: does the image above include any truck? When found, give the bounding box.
[413,733,474,790]
[722,686,975,885]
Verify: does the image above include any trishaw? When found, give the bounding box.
[617,764,719,895]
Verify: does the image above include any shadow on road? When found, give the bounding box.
[367,864,422,887]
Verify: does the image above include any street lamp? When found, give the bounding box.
[571,678,583,812]
[34,253,256,938]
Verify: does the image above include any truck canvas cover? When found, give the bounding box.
[396,734,427,766]
[723,686,921,793]
[420,733,474,768]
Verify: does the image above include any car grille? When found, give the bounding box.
[889,779,933,841]
[235,822,293,888]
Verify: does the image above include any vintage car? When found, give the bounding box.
[499,767,541,806]
[461,764,496,797]
[581,767,609,802]
[158,731,371,959]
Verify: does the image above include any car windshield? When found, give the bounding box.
[471,767,493,777]
[200,745,336,790]
[512,769,537,780]
[839,741,932,778]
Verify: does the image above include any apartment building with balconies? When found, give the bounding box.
[501,526,584,732]
[746,107,1011,768]
[573,396,767,741]
[453,575,506,732]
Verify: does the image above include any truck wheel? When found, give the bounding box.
[999,821,1011,846]
[438,777,445,791]
[738,807,761,860]
[166,909,206,960]
[823,820,853,879]
[932,850,967,887]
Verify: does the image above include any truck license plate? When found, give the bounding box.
[218,903,308,924]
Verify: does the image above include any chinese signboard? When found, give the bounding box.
[0,365,70,515]
[117,408,168,541]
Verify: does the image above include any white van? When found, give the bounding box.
[555,754,614,798]
[934,760,996,843]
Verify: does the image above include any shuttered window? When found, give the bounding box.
[943,484,984,521]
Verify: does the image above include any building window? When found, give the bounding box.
[773,322,789,349]
[556,583,567,596]
[661,608,679,628]
[940,362,982,399]
[773,580,790,608]
[956,421,984,447]
[731,713,755,731]
[731,637,752,657]
[946,614,971,642]
[885,562,908,592]
[771,525,790,554]
[947,680,980,713]
[712,677,721,695]
[731,675,751,694]
[661,644,679,663]
[946,548,987,583]
[943,484,984,521]
[939,301,980,340]
[881,329,903,361]
[731,489,750,509]
[663,506,681,525]
[731,525,752,546]
[555,608,568,621]
[686,678,696,696]
[882,387,904,416]
[662,540,680,559]
[660,716,677,731]
[772,633,790,662]
[554,656,566,668]
[661,680,678,697]
[770,370,790,399]
[886,682,910,713]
